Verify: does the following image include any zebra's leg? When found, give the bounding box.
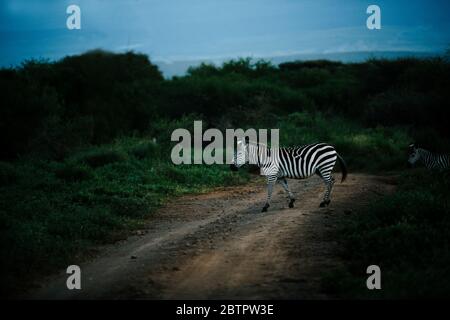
[279,178,295,208]
[319,176,335,207]
[262,175,277,212]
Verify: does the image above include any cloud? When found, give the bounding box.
[1,0,449,66]
[115,43,144,51]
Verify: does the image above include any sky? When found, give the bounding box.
[1,0,450,68]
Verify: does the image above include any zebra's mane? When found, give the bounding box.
[247,140,268,147]
[418,147,449,157]
[246,140,310,149]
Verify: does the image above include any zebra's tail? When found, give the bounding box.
[336,153,348,183]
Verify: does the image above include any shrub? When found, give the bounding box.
[54,163,92,182]
[0,162,17,186]
[76,149,127,168]
[130,141,159,159]
[277,111,410,171]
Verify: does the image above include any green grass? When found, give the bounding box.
[0,137,250,297]
[323,169,450,299]
[278,111,410,172]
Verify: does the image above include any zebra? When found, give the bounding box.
[230,139,348,212]
[408,143,450,170]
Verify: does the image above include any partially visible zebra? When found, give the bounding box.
[408,143,450,170]
[230,139,347,212]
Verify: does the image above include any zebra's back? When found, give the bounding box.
[426,153,450,170]
[277,143,337,179]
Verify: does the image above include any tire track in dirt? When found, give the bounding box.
[27,173,396,299]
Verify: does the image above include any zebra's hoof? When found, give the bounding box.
[261,205,269,212]
[288,199,295,208]
[319,200,331,207]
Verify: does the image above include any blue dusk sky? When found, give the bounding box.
[1,0,449,68]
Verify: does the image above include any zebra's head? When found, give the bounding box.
[408,144,420,166]
[230,139,248,171]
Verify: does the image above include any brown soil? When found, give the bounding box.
[27,173,397,300]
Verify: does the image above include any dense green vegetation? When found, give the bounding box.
[277,112,409,171]
[1,49,450,297]
[2,51,450,161]
[0,134,249,296]
[324,169,450,299]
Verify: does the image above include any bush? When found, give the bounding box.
[54,163,92,182]
[28,116,95,160]
[76,149,127,168]
[130,141,159,159]
[277,111,410,171]
[0,51,164,161]
[2,53,450,161]
[0,162,17,186]
[364,89,430,126]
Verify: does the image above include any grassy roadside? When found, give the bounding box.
[0,112,414,297]
[323,169,450,298]
[0,137,250,297]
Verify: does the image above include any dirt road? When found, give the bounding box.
[28,173,396,299]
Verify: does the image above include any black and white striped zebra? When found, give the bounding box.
[408,143,450,170]
[230,139,348,212]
